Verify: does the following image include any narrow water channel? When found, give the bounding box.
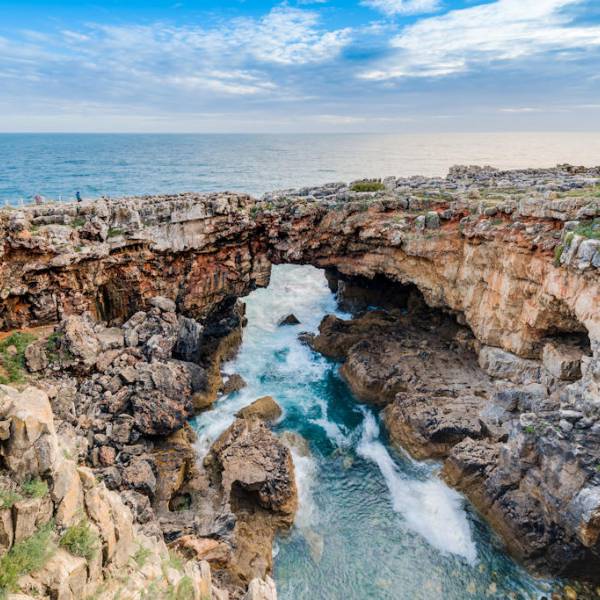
[192,265,548,600]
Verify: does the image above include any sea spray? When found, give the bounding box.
[356,410,478,564]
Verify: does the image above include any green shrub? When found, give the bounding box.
[22,478,48,499]
[554,244,564,266]
[574,219,600,241]
[132,545,152,568]
[70,216,86,228]
[107,227,124,238]
[0,332,37,384]
[0,522,55,598]
[166,577,195,600]
[350,181,385,193]
[46,331,74,364]
[60,520,99,560]
[0,489,23,509]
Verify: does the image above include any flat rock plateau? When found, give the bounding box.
[0,163,599,599]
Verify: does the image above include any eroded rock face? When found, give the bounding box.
[309,275,600,582]
[204,417,297,587]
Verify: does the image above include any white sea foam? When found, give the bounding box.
[357,411,478,564]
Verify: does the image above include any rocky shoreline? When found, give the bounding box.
[0,164,599,598]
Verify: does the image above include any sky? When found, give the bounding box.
[1,0,600,132]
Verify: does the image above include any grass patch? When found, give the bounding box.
[554,244,564,266]
[70,216,86,228]
[523,425,536,435]
[166,576,195,600]
[132,545,152,569]
[22,477,48,499]
[60,520,99,561]
[0,332,37,385]
[0,522,55,598]
[107,227,124,238]
[574,219,600,241]
[350,181,385,193]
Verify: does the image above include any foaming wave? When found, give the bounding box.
[357,411,478,564]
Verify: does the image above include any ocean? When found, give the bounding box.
[1,132,599,204]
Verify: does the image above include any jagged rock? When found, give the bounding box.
[206,418,297,516]
[170,535,231,567]
[24,340,49,372]
[12,495,53,543]
[61,314,101,370]
[123,459,156,497]
[0,386,58,479]
[236,397,282,423]
[277,314,300,326]
[383,392,485,459]
[204,417,297,586]
[36,549,88,600]
[174,316,204,362]
[243,577,278,600]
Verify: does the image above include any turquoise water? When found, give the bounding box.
[192,265,549,600]
[2,132,600,204]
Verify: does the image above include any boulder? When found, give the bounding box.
[478,346,541,384]
[221,374,247,395]
[205,417,297,516]
[542,342,584,381]
[149,296,177,313]
[236,397,282,424]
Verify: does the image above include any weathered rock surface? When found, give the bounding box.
[0,385,228,599]
[204,417,297,587]
[236,397,282,423]
[1,165,600,590]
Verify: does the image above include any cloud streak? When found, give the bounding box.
[361,0,600,79]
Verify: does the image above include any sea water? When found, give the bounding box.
[191,264,548,600]
[1,132,600,204]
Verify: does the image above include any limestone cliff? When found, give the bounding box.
[1,164,600,590]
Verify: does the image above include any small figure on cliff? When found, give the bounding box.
[33,194,44,205]
[76,190,82,203]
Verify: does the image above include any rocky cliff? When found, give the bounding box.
[1,164,600,594]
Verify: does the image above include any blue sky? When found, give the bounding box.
[1,0,600,132]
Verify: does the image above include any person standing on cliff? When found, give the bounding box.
[76,190,82,202]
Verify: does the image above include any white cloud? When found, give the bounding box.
[362,0,442,16]
[0,5,352,103]
[360,0,600,79]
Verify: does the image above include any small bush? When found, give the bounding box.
[132,545,152,568]
[350,181,385,193]
[166,577,195,600]
[0,522,55,598]
[22,477,48,499]
[524,425,536,435]
[574,219,600,241]
[107,227,124,238]
[554,244,564,266]
[0,489,23,509]
[60,520,99,560]
[70,216,86,228]
[0,332,37,384]
[46,331,73,364]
